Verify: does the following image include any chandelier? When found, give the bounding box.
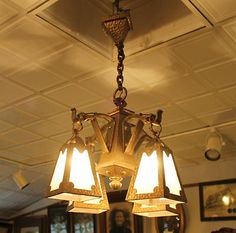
[46,0,187,217]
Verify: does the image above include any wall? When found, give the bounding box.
[182,159,236,233]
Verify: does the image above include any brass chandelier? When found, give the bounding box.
[46,0,187,217]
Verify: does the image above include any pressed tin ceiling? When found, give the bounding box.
[0,0,235,219]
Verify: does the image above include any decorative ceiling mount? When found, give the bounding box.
[46,0,187,217]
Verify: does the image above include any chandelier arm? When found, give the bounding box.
[125,120,144,155]
[91,118,109,154]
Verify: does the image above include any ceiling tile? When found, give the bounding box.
[175,146,204,160]
[0,47,27,75]
[195,60,236,89]
[0,1,18,26]
[17,96,67,118]
[0,107,39,126]
[1,128,41,146]
[172,31,233,69]
[78,69,144,98]
[50,132,71,144]
[177,94,228,117]
[126,87,168,111]
[146,104,191,125]
[219,86,236,107]
[162,119,205,136]
[9,64,65,91]
[223,20,236,43]
[198,108,236,126]
[0,188,14,200]
[40,45,108,80]
[0,150,30,162]
[0,78,33,107]
[218,124,236,142]
[46,83,101,108]
[48,111,73,129]
[8,139,60,158]
[0,18,70,59]
[10,0,45,10]
[126,47,189,85]
[156,76,207,101]
[0,120,14,133]
[192,0,236,23]
[25,120,68,137]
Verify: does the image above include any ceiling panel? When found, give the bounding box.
[177,94,228,117]
[9,0,46,11]
[25,120,68,137]
[0,17,70,59]
[17,96,67,118]
[192,0,236,23]
[172,31,234,69]
[0,48,26,75]
[223,19,236,43]
[0,107,40,127]
[45,83,102,108]
[194,60,236,89]
[39,45,109,80]
[0,1,18,26]
[8,64,65,91]
[0,78,33,107]
[1,128,41,146]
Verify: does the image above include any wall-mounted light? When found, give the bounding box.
[205,130,223,161]
[12,170,29,190]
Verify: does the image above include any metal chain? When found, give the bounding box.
[116,43,125,90]
[113,43,128,108]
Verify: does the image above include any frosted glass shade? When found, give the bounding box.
[132,203,178,217]
[46,138,102,202]
[126,140,186,205]
[67,174,109,214]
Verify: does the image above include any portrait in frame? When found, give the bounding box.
[199,179,236,221]
[102,190,143,233]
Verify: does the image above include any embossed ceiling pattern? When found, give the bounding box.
[0,0,235,219]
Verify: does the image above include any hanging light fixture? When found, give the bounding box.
[46,0,187,217]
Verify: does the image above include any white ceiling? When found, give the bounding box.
[0,0,236,219]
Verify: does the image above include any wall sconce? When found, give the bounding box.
[205,130,223,161]
[12,170,29,190]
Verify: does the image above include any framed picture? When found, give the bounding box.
[199,179,236,221]
[14,216,45,233]
[0,223,12,233]
[102,190,142,233]
[155,204,186,233]
[48,203,70,233]
[72,213,96,233]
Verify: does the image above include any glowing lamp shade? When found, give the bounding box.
[126,140,186,205]
[132,203,178,217]
[67,174,109,214]
[46,138,102,202]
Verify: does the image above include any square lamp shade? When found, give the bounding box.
[46,139,102,202]
[67,174,109,214]
[132,203,178,217]
[126,140,186,205]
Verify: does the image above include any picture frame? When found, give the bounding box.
[14,216,46,233]
[100,190,143,233]
[48,203,70,233]
[0,223,12,233]
[199,178,236,221]
[155,204,186,233]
